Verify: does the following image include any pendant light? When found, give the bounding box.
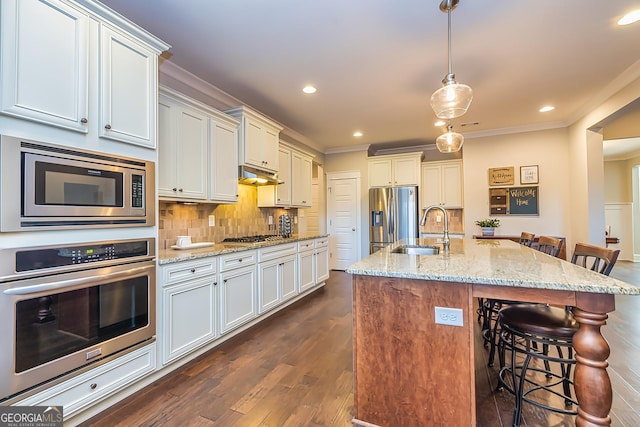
[436,124,464,153]
[430,0,472,120]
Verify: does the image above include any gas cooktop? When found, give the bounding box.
[222,234,285,244]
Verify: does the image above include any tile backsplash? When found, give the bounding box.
[420,208,464,234]
[159,184,296,249]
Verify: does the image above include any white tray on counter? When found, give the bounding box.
[171,242,215,250]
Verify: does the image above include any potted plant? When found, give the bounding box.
[475,218,500,236]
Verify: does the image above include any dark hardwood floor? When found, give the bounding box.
[82,261,640,427]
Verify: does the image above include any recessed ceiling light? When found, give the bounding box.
[302,85,317,94]
[353,131,363,137]
[434,120,446,127]
[539,105,555,113]
[618,9,640,25]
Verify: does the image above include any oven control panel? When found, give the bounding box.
[14,239,150,273]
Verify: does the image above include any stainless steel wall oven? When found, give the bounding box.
[0,238,156,403]
[0,135,155,231]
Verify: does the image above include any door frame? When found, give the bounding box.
[326,171,362,269]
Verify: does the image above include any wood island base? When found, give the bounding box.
[352,275,615,427]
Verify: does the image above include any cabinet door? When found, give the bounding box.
[162,277,217,364]
[393,156,420,186]
[210,118,239,202]
[292,152,313,206]
[281,255,298,301]
[244,118,265,169]
[99,25,157,147]
[157,97,178,197]
[0,0,89,132]
[315,247,330,284]
[298,249,316,292]
[263,126,279,172]
[441,162,463,208]
[219,265,257,334]
[368,159,393,187]
[258,260,280,314]
[421,165,443,208]
[175,106,208,200]
[277,147,292,205]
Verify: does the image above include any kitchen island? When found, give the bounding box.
[345,238,639,427]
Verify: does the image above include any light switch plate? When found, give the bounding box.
[435,306,464,327]
[208,215,215,227]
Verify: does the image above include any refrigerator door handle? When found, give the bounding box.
[388,192,394,237]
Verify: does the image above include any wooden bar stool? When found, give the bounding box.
[496,243,620,427]
[535,235,563,257]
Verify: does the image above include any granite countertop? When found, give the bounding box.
[158,233,329,265]
[345,238,640,296]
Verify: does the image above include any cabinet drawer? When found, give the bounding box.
[297,240,315,252]
[490,206,507,215]
[219,250,257,272]
[315,237,329,248]
[15,343,156,417]
[162,258,216,285]
[259,243,297,262]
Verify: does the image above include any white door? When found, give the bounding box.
[327,172,361,270]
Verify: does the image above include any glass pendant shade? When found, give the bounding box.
[436,126,464,153]
[430,74,473,119]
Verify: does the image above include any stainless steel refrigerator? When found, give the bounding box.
[369,186,419,254]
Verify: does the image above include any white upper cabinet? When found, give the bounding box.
[258,143,314,208]
[158,87,240,203]
[0,0,169,147]
[421,160,463,208]
[226,106,282,173]
[99,25,157,147]
[158,92,208,200]
[0,0,89,131]
[209,114,239,203]
[291,150,313,207]
[368,153,423,187]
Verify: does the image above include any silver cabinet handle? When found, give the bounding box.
[81,118,88,123]
[190,268,196,273]
[90,383,97,390]
[104,124,111,130]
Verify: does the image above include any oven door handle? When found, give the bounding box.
[3,265,153,295]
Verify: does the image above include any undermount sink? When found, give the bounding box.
[391,245,440,255]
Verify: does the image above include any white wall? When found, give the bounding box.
[604,161,631,203]
[462,128,572,244]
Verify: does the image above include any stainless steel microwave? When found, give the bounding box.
[0,135,155,231]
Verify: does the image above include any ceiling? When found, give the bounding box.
[100,0,640,156]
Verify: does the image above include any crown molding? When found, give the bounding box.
[325,144,371,155]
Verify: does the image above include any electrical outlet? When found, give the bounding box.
[268,215,273,225]
[434,307,464,327]
[436,214,442,223]
[208,215,215,227]
[294,215,298,224]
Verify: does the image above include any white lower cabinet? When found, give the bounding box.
[219,251,258,334]
[298,240,316,292]
[258,253,297,313]
[314,238,330,284]
[162,277,217,364]
[160,258,218,365]
[14,343,155,417]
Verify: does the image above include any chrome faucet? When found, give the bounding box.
[420,205,450,249]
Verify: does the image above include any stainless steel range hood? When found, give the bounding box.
[238,165,282,185]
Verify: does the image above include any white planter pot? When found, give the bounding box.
[481,227,495,236]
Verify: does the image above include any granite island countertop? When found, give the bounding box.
[346,238,640,295]
[158,233,329,265]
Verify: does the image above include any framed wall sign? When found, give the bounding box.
[488,167,514,186]
[508,186,539,215]
[520,165,539,184]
